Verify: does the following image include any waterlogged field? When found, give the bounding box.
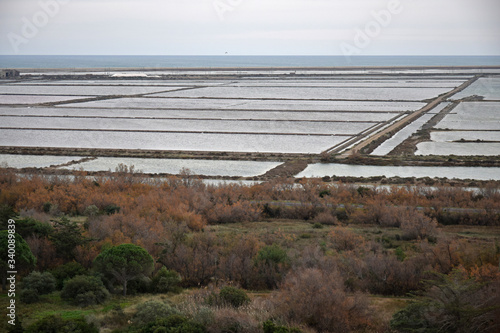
[63,157,282,177]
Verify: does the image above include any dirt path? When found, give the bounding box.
[337,76,479,158]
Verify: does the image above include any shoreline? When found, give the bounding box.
[7,65,500,73]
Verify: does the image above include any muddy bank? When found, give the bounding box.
[6,166,499,189]
[0,146,310,162]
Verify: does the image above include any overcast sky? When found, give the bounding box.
[1,0,499,55]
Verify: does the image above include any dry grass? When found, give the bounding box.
[369,296,411,329]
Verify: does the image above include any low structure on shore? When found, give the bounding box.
[0,69,20,78]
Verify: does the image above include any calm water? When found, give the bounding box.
[1,55,500,69]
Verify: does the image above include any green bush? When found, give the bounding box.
[12,217,53,239]
[208,286,250,308]
[390,269,500,333]
[83,204,99,217]
[50,261,88,289]
[103,204,120,215]
[19,288,39,304]
[22,271,56,295]
[126,276,151,295]
[42,202,52,213]
[0,204,16,230]
[151,267,182,294]
[140,314,207,333]
[132,300,179,327]
[256,244,288,266]
[25,315,98,333]
[219,286,250,308]
[61,275,109,307]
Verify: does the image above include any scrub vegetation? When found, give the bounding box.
[0,166,499,332]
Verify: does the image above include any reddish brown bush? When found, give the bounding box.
[400,209,438,240]
[329,227,364,252]
[272,268,372,332]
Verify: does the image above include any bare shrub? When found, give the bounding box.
[400,209,438,240]
[312,210,338,225]
[329,227,364,252]
[205,201,260,224]
[209,307,260,333]
[271,268,372,332]
[178,287,272,333]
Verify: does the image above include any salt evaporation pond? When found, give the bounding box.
[225,80,464,88]
[436,101,500,122]
[64,157,281,177]
[435,103,500,130]
[296,163,500,181]
[415,142,500,156]
[0,85,182,96]
[452,78,500,100]
[152,86,453,101]
[370,113,435,156]
[435,121,500,131]
[67,97,426,112]
[0,107,397,122]
[429,131,500,142]
[1,116,375,135]
[427,102,450,114]
[0,154,82,168]
[0,129,348,154]
[11,80,230,87]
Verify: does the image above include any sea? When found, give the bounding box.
[1,55,500,69]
